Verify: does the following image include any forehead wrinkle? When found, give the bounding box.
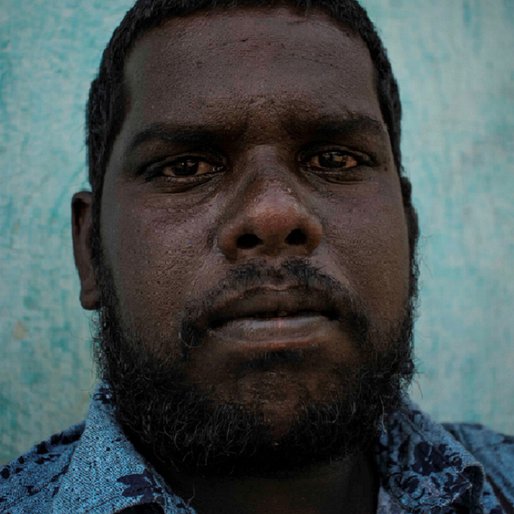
[117,6,383,159]
[135,6,364,56]
[125,7,372,86]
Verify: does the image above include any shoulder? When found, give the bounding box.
[443,422,514,506]
[0,423,84,514]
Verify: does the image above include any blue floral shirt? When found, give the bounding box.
[1,385,513,513]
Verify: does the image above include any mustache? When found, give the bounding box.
[179,258,370,359]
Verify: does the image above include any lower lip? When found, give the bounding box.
[207,314,343,352]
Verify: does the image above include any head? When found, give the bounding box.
[72,0,419,475]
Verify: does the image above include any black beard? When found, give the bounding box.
[93,257,416,477]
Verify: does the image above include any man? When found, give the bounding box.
[1,0,513,512]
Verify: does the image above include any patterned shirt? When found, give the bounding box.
[1,385,513,513]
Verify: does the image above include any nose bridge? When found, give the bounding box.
[217,145,323,260]
[243,142,306,198]
[244,145,296,199]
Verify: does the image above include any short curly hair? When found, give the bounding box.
[86,0,419,272]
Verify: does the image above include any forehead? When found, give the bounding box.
[120,6,382,140]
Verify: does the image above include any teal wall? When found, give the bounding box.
[1,0,513,463]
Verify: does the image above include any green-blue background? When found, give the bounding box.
[1,0,513,463]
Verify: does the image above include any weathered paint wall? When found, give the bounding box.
[1,0,513,463]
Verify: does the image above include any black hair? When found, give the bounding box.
[86,0,419,272]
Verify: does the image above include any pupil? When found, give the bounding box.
[320,152,342,168]
[174,159,198,176]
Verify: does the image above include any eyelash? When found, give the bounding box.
[299,147,374,171]
[141,155,225,181]
[140,147,375,183]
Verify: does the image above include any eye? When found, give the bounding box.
[304,150,361,171]
[162,157,223,177]
[146,156,224,179]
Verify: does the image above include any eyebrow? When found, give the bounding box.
[127,114,387,152]
[285,114,387,140]
[128,123,238,152]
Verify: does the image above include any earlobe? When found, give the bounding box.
[71,191,101,310]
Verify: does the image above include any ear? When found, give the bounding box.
[72,191,101,310]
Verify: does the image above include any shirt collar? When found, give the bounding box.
[52,384,194,514]
[53,385,499,514]
[376,398,497,513]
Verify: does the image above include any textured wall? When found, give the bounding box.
[1,0,513,463]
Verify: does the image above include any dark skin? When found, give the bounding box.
[73,6,410,513]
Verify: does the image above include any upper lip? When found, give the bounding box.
[205,286,339,329]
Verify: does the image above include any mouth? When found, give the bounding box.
[210,308,337,326]
[204,287,343,353]
[208,287,338,324]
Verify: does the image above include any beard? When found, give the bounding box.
[93,252,416,477]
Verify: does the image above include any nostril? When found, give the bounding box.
[286,228,307,246]
[237,233,263,250]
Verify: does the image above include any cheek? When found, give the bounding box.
[325,186,411,326]
[100,196,215,353]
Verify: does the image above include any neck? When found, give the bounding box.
[160,453,379,514]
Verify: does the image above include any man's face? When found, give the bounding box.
[78,6,413,472]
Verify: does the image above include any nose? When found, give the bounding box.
[217,175,323,261]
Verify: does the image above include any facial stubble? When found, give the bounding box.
[92,249,416,476]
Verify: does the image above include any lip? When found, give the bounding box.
[208,287,338,327]
[202,286,343,353]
